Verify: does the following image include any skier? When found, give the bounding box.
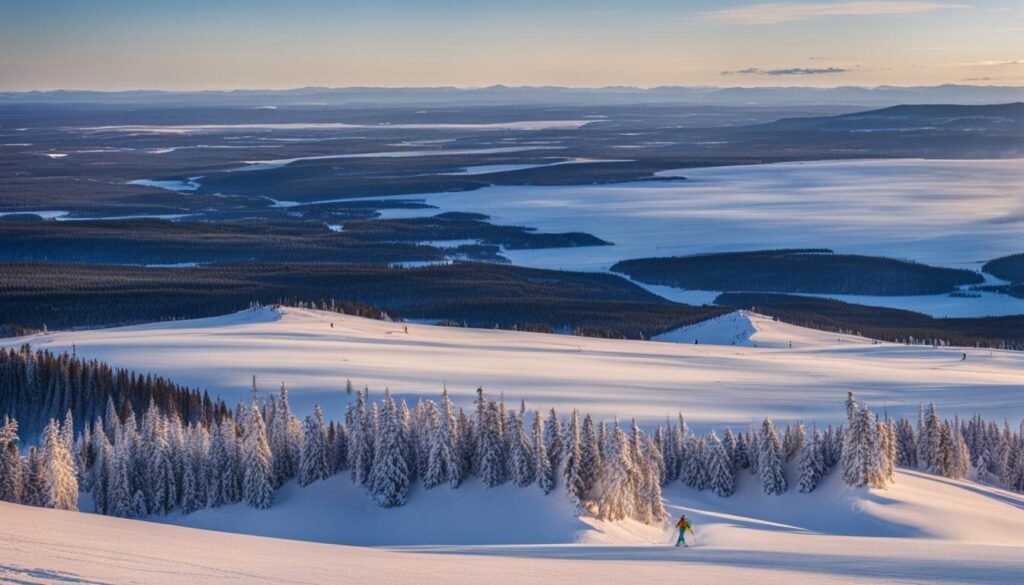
[675,515,694,547]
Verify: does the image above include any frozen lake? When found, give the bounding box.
[381,158,1024,317]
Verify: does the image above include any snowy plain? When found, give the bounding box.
[7,307,1023,428]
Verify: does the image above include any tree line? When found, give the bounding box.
[0,345,229,440]
[3,380,1024,525]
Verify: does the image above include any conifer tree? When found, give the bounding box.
[706,430,735,497]
[299,406,330,487]
[241,403,274,509]
[592,424,634,521]
[562,410,586,514]
[544,408,563,477]
[758,418,787,495]
[579,414,601,495]
[477,396,507,488]
[798,428,826,493]
[41,418,78,511]
[533,412,555,494]
[508,411,536,487]
[368,390,410,507]
[0,416,23,503]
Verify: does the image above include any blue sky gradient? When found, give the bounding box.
[1,1,1020,90]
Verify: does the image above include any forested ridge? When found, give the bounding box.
[612,249,983,296]
[0,262,727,340]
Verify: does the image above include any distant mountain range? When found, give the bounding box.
[2,84,1022,107]
[763,102,1024,131]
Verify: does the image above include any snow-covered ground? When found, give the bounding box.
[4,465,1023,584]
[378,158,1024,317]
[7,307,1023,427]
[4,307,1024,583]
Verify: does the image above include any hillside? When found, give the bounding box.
[4,464,1024,584]
[5,307,1023,425]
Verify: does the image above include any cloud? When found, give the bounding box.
[721,67,848,76]
[706,2,963,25]
[961,59,1024,67]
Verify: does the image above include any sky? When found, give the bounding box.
[0,0,1021,91]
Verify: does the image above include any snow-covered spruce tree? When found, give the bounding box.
[399,399,416,484]
[706,430,735,497]
[477,396,507,488]
[640,435,666,521]
[942,421,969,480]
[758,418,787,495]
[108,429,136,517]
[627,419,656,523]
[797,428,827,493]
[533,411,555,494]
[544,408,563,483]
[332,421,349,474]
[350,390,374,486]
[842,401,895,489]
[145,411,176,515]
[73,424,91,489]
[439,389,462,488]
[672,414,687,481]
[508,411,536,488]
[456,408,475,481]
[919,402,944,474]
[368,389,411,507]
[580,414,601,495]
[894,418,917,468]
[241,402,274,509]
[976,447,992,484]
[424,391,460,489]
[222,419,242,504]
[733,430,751,470]
[21,446,43,506]
[41,418,78,511]
[592,423,634,521]
[87,420,111,514]
[269,383,302,488]
[782,422,805,463]
[722,427,738,469]
[653,426,668,486]
[299,405,331,487]
[562,410,587,514]
[0,416,23,504]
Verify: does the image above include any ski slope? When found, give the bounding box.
[4,465,1024,584]
[7,307,1023,426]
[5,308,1024,583]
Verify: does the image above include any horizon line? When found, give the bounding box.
[4,83,1024,95]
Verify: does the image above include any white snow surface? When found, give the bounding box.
[4,307,1024,583]
[3,465,1024,584]
[6,307,1023,427]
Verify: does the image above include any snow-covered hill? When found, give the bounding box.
[6,307,1022,426]
[4,307,1024,583]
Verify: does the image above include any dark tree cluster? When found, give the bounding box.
[612,249,983,296]
[0,345,228,440]
[0,261,728,340]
